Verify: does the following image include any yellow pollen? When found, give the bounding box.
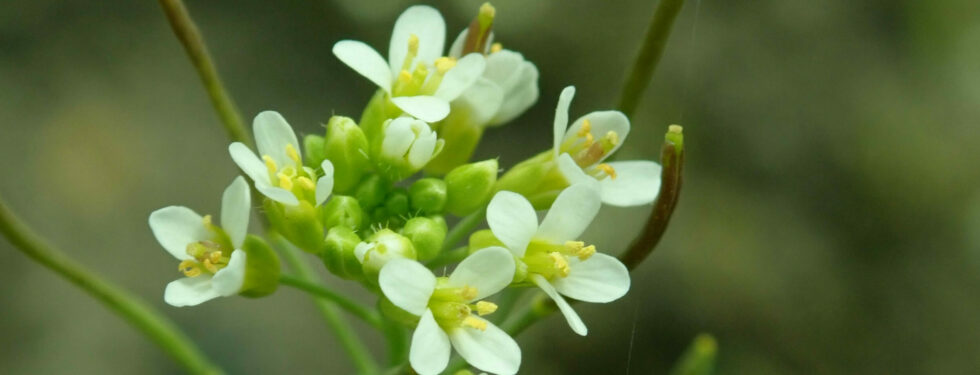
[565,241,584,251]
[578,245,596,260]
[598,163,617,179]
[285,144,301,164]
[408,34,420,54]
[603,131,619,147]
[208,251,223,264]
[459,286,478,300]
[203,259,218,273]
[549,252,571,277]
[262,155,278,176]
[583,132,595,147]
[297,176,315,191]
[202,215,213,227]
[434,57,457,74]
[475,301,498,316]
[577,119,592,137]
[462,316,488,331]
[398,70,412,83]
[179,260,201,277]
[277,173,294,190]
[490,43,503,53]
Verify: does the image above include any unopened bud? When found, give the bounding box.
[320,226,365,281]
[356,229,417,282]
[238,235,281,298]
[303,134,327,169]
[402,216,447,261]
[409,178,448,214]
[375,117,445,181]
[445,159,498,216]
[385,188,410,217]
[355,174,389,210]
[263,198,323,253]
[323,116,371,193]
[321,195,364,231]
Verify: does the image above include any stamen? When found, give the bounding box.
[202,215,213,227]
[434,57,456,74]
[208,251,223,264]
[597,163,617,179]
[263,155,278,177]
[600,131,619,152]
[277,173,294,190]
[577,119,592,137]
[475,301,498,316]
[459,286,478,301]
[490,43,503,53]
[285,144,301,164]
[203,259,218,273]
[400,34,420,72]
[462,316,488,331]
[578,245,596,260]
[398,70,412,83]
[297,176,315,191]
[179,260,201,277]
[549,252,571,277]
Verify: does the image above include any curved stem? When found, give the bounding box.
[279,274,383,330]
[0,198,222,375]
[158,0,251,147]
[617,0,686,118]
[274,234,380,375]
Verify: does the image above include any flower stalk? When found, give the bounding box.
[617,0,686,118]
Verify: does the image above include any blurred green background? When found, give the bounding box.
[3,0,980,373]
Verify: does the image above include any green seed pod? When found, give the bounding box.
[320,226,365,281]
[402,216,447,261]
[238,234,281,298]
[409,178,448,214]
[322,195,364,231]
[444,159,498,216]
[323,116,371,193]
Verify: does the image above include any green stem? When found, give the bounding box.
[274,235,380,375]
[617,0,686,118]
[158,0,251,147]
[382,321,409,368]
[279,274,383,330]
[0,198,222,375]
[426,246,469,269]
[442,207,486,252]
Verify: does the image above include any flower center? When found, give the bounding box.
[391,34,457,97]
[522,240,596,280]
[428,279,499,331]
[262,144,316,200]
[178,217,233,277]
[560,119,620,177]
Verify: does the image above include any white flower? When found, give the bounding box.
[379,116,445,174]
[353,229,417,277]
[228,111,334,207]
[379,247,521,375]
[551,86,663,207]
[332,5,486,122]
[149,176,251,307]
[486,184,631,336]
[448,30,539,126]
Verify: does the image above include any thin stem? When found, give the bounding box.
[442,207,486,252]
[382,321,409,368]
[279,274,383,329]
[274,234,380,375]
[617,0,686,118]
[426,246,469,269]
[0,198,222,375]
[158,0,251,147]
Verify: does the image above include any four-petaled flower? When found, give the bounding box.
[149,176,251,307]
[487,184,631,335]
[229,111,334,207]
[333,5,486,122]
[379,247,521,375]
[552,86,663,207]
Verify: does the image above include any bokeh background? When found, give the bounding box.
[3,0,980,373]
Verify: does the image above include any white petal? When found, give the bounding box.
[553,253,630,303]
[556,153,596,187]
[332,40,392,93]
[410,309,451,375]
[483,50,524,91]
[530,274,587,336]
[253,111,300,167]
[382,117,416,158]
[536,184,601,243]
[389,5,445,76]
[379,258,436,316]
[490,62,539,126]
[149,206,207,261]
[552,86,576,157]
[220,176,251,249]
[211,249,247,296]
[315,160,335,207]
[486,191,538,258]
[563,111,630,163]
[457,77,505,126]
[408,129,437,168]
[598,160,663,207]
[354,242,373,263]
[228,142,271,186]
[449,318,521,375]
[164,276,220,307]
[448,247,515,301]
[391,96,450,122]
[256,184,299,206]
[448,29,467,58]
[434,53,486,101]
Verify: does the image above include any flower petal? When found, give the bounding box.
[434,53,485,102]
[211,249,247,296]
[253,111,300,167]
[256,185,299,206]
[354,242,373,263]
[164,276,220,307]
[457,77,505,126]
[552,86,576,157]
[553,253,630,303]
[563,111,630,163]
[449,318,521,375]
[149,206,208,260]
[228,142,270,186]
[486,191,538,257]
[379,258,436,316]
[530,274,587,336]
[556,152,596,186]
[448,29,467,58]
[388,5,445,75]
[332,40,392,93]
[448,247,515,301]
[407,127,437,168]
[315,160,335,206]
[490,61,539,126]
[382,117,416,158]
[483,50,524,91]
[391,96,450,122]
[220,176,251,249]
[409,309,451,375]
[598,160,663,207]
[536,183,601,243]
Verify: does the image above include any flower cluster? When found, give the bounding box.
[148,3,662,374]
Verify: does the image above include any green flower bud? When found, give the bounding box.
[323,116,371,193]
[409,178,448,214]
[239,235,281,298]
[321,226,365,281]
[355,174,389,210]
[402,216,447,261]
[468,229,503,253]
[359,90,402,148]
[494,151,568,209]
[322,195,364,231]
[303,134,327,169]
[263,198,324,253]
[385,188,410,217]
[357,229,417,282]
[444,159,498,216]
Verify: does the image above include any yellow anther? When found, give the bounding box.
[408,34,420,54]
[262,155,278,176]
[208,251,223,264]
[462,316,488,331]
[601,131,619,148]
[202,215,213,227]
[179,260,201,277]
[490,43,503,53]
[285,144,301,164]
[459,286,479,301]
[578,245,596,260]
[583,132,595,147]
[434,57,457,74]
[565,240,585,251]
[597,163,617,179]
[479,2,496,24]
[577,119,592,137]
[549,252,571,277]
[203,259,218,273]
[398,70,413,83]
[297,176,315,191]
[277,173,294,190]
[475,301,498,316]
